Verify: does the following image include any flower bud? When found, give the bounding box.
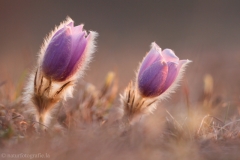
[137,42,191,98]
[42,20,93,81]
[23,17,98,130]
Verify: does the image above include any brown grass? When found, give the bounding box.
[0,73,240,160]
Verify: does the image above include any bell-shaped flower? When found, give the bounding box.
[23,17,98,129]
[137,42,191,98]
[41,19,96,82]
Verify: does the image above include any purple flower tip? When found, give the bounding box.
[138,42,190,98]
[42,20,89,81]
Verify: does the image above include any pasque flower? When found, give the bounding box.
[137,42,191,98]
[42,22,89,81]
[23,17,98,130]
[120,42,191,126]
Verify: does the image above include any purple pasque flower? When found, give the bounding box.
[138,42,190,98]
[42,21,89,81]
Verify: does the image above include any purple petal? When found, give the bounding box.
[71,25,85,51]
[67,21,74,27]
[138,61,168,97]
[42,27,72,81]
[51,27,66,40]
[52,21,74,39]
[62,26,87,79]
[139,43,164,76]
[161,62,178,92]
[162,60,189,92]
[162,49,179,62]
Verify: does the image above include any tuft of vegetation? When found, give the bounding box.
[0,73,240,160]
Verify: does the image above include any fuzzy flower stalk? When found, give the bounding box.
[121,42,191,125]
[23,17,98,130]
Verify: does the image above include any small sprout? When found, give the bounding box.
[202,74,214,112]
[204,74,214,96]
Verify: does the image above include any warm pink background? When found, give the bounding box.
[0,1,239,103]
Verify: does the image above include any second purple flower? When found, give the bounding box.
[137,42,191,98]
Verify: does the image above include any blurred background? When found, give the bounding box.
[0,0,240,109]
